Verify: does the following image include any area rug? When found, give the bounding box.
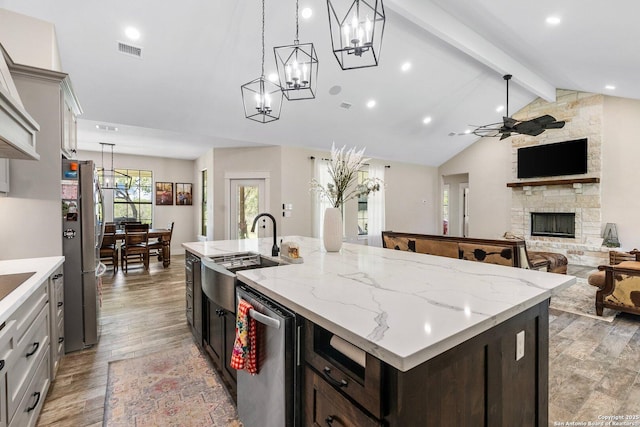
[104,344,242,426]
[550,277,619,322]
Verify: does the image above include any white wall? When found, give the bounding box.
[384,160,439,235]
[0,9,62,71]
[439,132,513,239]
[77,150,196,255]
[0,71,63,260]
[602,96,640,247]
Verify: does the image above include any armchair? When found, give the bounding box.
[588,249,640,316]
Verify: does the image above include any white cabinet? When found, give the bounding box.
[60,79,81,159]
[0,278,50,427]
[0,159,8,194]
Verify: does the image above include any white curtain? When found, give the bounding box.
[367,163,385,246]
[312,158,332,238]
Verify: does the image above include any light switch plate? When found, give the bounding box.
[516,330,525,361]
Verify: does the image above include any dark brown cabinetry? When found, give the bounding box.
[185,251,202,344]
[203,299,237,396]
[304,301,549,427]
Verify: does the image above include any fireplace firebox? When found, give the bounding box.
[531,213,575,238]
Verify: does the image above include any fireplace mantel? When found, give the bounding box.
[506,177,600,188]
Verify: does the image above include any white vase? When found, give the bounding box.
[323,207,343,252]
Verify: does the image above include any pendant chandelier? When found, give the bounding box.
[241,0,283,123]
[98,142,131,190]
[273,0,319,100]
[327,0,386,70]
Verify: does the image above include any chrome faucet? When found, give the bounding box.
[251,213,279,256]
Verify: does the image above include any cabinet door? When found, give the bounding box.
[222,311,237,392]
[0,159,9,194]
[61,100,77,159]
[205,300,224,367]
[193,258,202,343]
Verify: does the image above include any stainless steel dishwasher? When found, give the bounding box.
[236,284,302,427]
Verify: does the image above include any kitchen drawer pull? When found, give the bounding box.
[58,301,64,307]
[53,273,63,280]
[325,415,335,425]
[216,309,226,317]
[26,342,40,357]
[322,367,348,388]
[27,391,41,412]
[0,360,4,371]
[59,337,65,343]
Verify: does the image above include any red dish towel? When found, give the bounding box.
[230,299,258,374]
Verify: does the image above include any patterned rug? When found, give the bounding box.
[104,344,242,426]
[550,277,619,322]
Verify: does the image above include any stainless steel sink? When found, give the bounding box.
[0,272,36,302]
[201,252,284,312]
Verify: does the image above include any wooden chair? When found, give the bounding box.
[148,221,174,262]
[120,223,149,273]
[100,223,118,273]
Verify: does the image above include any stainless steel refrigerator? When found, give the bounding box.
[61,159,104,352]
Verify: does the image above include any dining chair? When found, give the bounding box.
[148,221,174,262]
[120,223,149,273]
[100,223,118,273]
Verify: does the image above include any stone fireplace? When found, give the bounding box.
[508,90,609,266]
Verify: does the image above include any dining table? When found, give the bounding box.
[114,228,172,268]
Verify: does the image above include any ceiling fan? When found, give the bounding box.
[472,74,565,140]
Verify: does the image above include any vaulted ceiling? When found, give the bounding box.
[1,0,638,166]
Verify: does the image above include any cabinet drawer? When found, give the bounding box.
[8,305,49,421]
[9,351,50,427]
[10,283,47,343]
[305,367,381,427]
[305,321,383,418]
[0,320,16,375]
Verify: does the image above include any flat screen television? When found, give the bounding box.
[517,138,588,179]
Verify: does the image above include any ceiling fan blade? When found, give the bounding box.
[544,121,566,129]
[533,114,557,125]
[499,132,511,140]
[513,119,544,136]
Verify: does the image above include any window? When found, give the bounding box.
[112,169,153,226]
[357,169,368,235]
[442,184,450,235]
[201,169,208,237]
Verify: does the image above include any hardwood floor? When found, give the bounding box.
[35,258,640,426]
[37,254,193,427]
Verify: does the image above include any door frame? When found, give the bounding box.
[224,171,270,240]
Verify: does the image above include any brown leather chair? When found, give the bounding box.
[148,221,174,262]
[100,223,118,272]
[120,223,149,273]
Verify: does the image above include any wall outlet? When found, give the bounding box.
[516,330,525,361]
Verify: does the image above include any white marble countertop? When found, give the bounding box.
[183,236,575,371]
[0,256,65,325]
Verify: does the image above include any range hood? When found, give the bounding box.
[0,43,40,160]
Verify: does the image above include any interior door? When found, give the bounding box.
[230,179,265,240]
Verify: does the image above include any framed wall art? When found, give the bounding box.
[176,182,193,205]
[155,182,174,205]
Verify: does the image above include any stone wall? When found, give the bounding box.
[509,90,608,266]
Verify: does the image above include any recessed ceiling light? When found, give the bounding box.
[268,73,279,82]
[464,129,471,134]
[96,124,118,132]
[605,84,616,90]
[401,62,411,72]
[423,116,432,124]
[545,16,561,25]
[301,8,313,19]
[125,26,141,41]
[366,100,376,108]
[496,105,505,113]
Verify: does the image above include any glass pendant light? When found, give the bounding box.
[241,0,284,123]
[273,0,319,100]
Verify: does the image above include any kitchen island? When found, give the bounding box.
[183,236,574,426]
